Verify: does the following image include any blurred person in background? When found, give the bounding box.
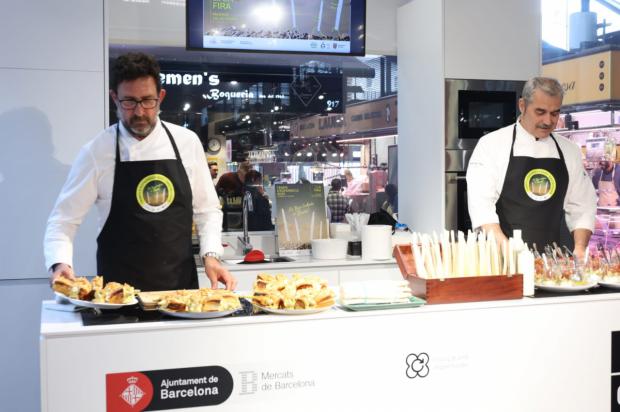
[208,161,218,182]
[244,170,274,231]
[381,183,398,218]
[326,178,349,223]
[216,158,251,197]
[592,157,620,206]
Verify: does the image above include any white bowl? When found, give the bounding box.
[311,238,348,260]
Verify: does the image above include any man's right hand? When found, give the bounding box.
[49,263,75,285]
[480,223,508,245]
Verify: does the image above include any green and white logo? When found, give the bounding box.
[524,168,556,202]
[136,174,175,213]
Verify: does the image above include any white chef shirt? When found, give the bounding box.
[466,120,596,233]
[44,120,223,270]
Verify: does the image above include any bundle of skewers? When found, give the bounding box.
[532,242,583,285]
[409,230,525,279]
[531,242,620,285]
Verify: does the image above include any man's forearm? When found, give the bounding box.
[572,228,592,260]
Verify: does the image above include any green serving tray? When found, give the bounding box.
[340,296,426,311]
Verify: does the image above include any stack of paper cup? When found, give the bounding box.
[361,225,392,260]
[330,222,352,239]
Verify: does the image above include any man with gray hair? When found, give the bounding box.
[466,76,596,259]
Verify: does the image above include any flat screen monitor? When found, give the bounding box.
[187,0,366,56]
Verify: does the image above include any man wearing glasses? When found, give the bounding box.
[45,52,236,291]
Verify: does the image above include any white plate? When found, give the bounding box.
[54,291,138,309]
[253,303,334,315]
[535,283,598,292]
[157,308,237,319]
[598,280,620,289]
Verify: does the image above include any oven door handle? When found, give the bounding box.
[449,175,468,182]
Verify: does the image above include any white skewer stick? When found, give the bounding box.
[457,231,466,276]
[450,230,457,278]
[412,240,426,278]
[422,235,434,279]
[508,238,516,275]
[489,231,499,276]
[281,208,291,242]
[319,220,323,239]
[294,217,301,242]
[442,231,451,278]
[309,211,315,240]
[502,239,509,275]
[466,230,476,276]
[432,232,443,278]
[477,232,485,276]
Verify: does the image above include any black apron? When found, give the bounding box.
[496,124,570,250]
[96,123,197,291]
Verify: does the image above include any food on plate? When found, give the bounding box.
[53,275,136,304]
[93,281,135,304]
[51,276,74,297]
[251,273,335,310]
[157,289,241,313]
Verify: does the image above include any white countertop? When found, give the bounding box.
[40,292,620,338]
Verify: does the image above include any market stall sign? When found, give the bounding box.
[288,95,397,138]
[542,50,620,106]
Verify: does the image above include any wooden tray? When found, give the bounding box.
[393,244,523,304]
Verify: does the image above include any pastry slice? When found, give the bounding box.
[52,276,73,297]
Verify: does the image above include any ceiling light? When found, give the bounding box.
[318,95,324,100]
[230,81,238,85]
[306,152,312,157]
[183,103,191,112]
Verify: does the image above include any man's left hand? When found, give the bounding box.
[204,256,237,290]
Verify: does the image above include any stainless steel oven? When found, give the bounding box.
[445,78,525,150]
[445,79,525,231]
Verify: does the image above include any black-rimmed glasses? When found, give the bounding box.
[118,98,159,110]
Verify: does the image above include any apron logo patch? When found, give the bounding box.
[524,168,556,201]
[136,174,175,213]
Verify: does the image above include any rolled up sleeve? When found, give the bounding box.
[190,141,224,257]
[44,147,98,270]
[466,140,501,229]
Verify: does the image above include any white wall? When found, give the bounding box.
[397,0,445,232]
[444,0,541,80]
[0,1,106,410]
[397,0,541,232]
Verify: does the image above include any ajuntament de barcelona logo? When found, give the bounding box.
[136,174,175,213]
[523,168,556,202]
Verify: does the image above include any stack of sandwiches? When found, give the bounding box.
[52,276,135,304]
[251,273,335,310]
[157,289,241,313]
